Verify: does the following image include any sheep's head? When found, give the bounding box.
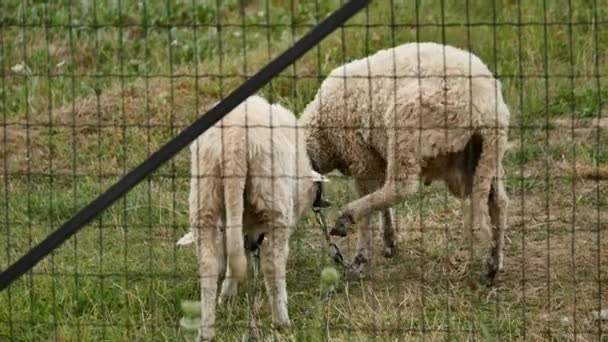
[296,170,330,217]
[311,170,331,210]
[307,144,337,173]
[304,127,340,174]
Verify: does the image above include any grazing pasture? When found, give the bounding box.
[1,0,607,340]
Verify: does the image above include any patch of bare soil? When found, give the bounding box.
[1,65,226,176]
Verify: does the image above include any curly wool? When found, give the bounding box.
[301,42,509,178]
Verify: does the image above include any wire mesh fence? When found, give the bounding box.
[1,0,607,340]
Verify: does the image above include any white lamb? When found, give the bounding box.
[179,95,329,341]
[300,42,510,285]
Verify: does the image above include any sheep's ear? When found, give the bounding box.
[311,170,329,183]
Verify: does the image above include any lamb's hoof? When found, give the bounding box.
[346,253,368,281]
[330,211,353,237]
[479,256,500,287]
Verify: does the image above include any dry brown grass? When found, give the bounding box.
[308,131,608,340]
[558,160,608,181]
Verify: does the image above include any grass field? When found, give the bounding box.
[1,0,608,340]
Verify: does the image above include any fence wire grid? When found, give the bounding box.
[1,0,607,341]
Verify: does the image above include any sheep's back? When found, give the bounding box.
[306,42,508,164]
[190,96,305,222]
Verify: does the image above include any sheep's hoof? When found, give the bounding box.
[218,293,237,307]
[479,256,500,287]
[218,279,238,306]
[329,226,348,237]
[197,330,215,342]
[346,253,368,280]
[272,319,291,333]
[346,266,363,281]
[330,211,354,237]
[382,245,396,258]
[382,239,397,258]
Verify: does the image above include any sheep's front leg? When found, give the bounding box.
[334,179,416,239]
[260,226,291,330]
[346,210,397,279]
[214,224,237,306]
[489,171,508,275]
[348,213,373,280]
[381,208,397,258]
[332,143,420,240]
[346,178,397,279]
[471,138,504,286]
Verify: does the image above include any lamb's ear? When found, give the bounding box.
[311,170,329,183]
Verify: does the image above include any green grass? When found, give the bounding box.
[1,0,608,341]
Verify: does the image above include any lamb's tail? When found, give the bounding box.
[222,132,248,282]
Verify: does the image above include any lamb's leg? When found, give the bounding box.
[489,167,508,274]
[260,225,291,330]
[194,220,219,342]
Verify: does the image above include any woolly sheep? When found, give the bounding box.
[179,95,328,341]
[300,42,510,285]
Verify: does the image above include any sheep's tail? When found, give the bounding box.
[223,133,248,283]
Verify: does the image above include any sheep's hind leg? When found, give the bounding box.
[194,220,219,342]
[214,223,238,306]
[218,266,238,305]
[260,225,291,331]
